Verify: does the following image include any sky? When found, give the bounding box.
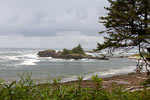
[0,0,109,49]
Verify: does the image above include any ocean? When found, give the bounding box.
[0,48,137,82]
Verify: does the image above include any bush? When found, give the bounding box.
[62,44,85,55]
[1,74,150,100]
[62,49,70,55]
[71,44,85,55]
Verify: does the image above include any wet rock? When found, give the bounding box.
[37,49,57,57]
[38,49,109,60]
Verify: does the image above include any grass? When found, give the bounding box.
[0,72,150,100]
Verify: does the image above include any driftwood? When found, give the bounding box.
[137,77,148,80]
[125,85,150,92]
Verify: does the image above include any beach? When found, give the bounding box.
[62,72,149,91]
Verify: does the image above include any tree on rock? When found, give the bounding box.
[71,44,85,55]
[96,0,150,74]
[62,49,70,55]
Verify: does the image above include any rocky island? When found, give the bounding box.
[38,44,108,60]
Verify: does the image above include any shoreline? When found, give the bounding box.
[62,72,149,91]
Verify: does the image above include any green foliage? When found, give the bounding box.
[1,74,150,100]
[62,49,70,55]
[141,78,150,87]
[92,75,103,90]
[96,0,150,51]
[62,44,85,55]
[71,44,85,55]
[141,52,150,58]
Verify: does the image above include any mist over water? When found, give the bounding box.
[0,48,137,82]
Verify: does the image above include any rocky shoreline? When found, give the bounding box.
[62,72,149,91]
[38,49,109,60]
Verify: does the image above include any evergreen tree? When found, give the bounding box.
[71,44,85,55]
[96,0,150,51]
[96,0,150,74]
[62,49,70,55]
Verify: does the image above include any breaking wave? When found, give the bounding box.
[61,66,135,83]
[0,48,137,81]
[1,51,104,66]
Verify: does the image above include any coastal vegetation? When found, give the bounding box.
[2,0,150,99]
[38,44,108,60]
[62,44,85,55]
[1,73,150,100]
[96,0,150,74]
[96,0,150,51]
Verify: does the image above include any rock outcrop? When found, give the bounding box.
[38,49,108,60]
[38,50,57,57]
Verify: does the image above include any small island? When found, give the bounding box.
[38,44,108,60]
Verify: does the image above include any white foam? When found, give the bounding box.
[55,50,62,52]
[81,58,101,62]
[5,56,20,60]
[61,66,135,83]
[22,53,38,59]
[49,58,75,62]
[41,58,101,63]
[86,66,135,79]
[16,53,40,66]
[18,59,40,66]
[61,76,79,83]
[85,52,101,57]
[5,64,18,67]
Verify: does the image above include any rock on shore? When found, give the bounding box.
[38,49,108,60]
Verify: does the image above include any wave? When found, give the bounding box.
[5,56,20,60]
[18,59,40,66]
[22,54,38,59]
[0,52,40,66]
[2,53,103,66]
[40,58,103,62]
[0,49,136,67]
[61,66,135,83]
[16,53,40,66]
[85,66,135,79]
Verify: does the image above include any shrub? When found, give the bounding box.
[1,73,150,100]
[62,49,70,55]
[71,44,85,55]
[62,44,85,55]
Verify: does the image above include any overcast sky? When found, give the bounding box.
[0,0,109,49]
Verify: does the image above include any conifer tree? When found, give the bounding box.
[96,0,150,51]
[72,44,85,55]
[96,0,150,74]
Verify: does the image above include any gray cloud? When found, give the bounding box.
[0,0,108,48]
[0,33,104,49]
[0,0,108,36]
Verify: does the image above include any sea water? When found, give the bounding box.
[0,48,137,82]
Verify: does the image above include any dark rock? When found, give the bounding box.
[60,54,87,60]
[38,50,57,57]
[38,49,109,60]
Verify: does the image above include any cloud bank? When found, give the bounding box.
[0,0,108,49]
